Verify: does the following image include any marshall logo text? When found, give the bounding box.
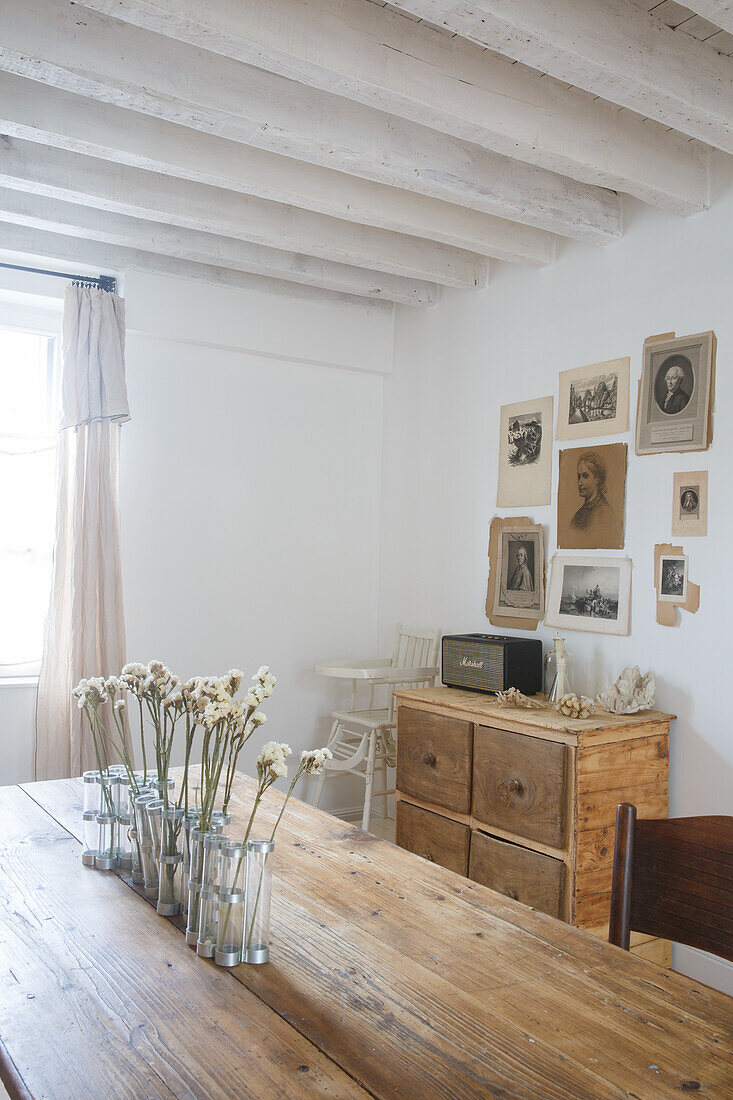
[460,656,484,669]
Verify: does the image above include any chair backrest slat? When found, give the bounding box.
[386,624,441,720]
[609,802,733,961]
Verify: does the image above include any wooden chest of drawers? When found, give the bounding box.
[395,687,674,965]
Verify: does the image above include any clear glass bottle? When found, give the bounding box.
[215,842,246,967]
[243,839,274,964]
[185,826,205,946]
[180,811,200,920]
[544,634,574,702]
[196,887,219,957]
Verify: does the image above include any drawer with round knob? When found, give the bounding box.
[396,706,473,814]
[469,830,565,919]
[473,725,569,849]
[395,800,470,877]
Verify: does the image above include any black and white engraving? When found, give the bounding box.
[506,538,535,591]
[660,557,687,600]
[654,354,694,416]
[508,412,542,467]
[679,486,700,518]
[559,564,620,621]
[568,372,618,426]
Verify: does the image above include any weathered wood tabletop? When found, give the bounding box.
[1,770,731,1099]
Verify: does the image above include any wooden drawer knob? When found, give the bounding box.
[506,778,523,795]
[423,752,437,767]
[424,852,435,862]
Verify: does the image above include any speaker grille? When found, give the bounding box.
[443,639,504,692]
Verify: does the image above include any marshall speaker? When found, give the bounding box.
[441,634,543,696]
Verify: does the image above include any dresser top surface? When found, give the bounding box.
[394,687,674,745]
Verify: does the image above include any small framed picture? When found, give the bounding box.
[557,443,627,550]
[497,396,554,507]
[546,555,632,636]
[557,357,630,441]
[636,331,715,455]
[492,524,545,621]
[659,554,688,603]
[672,471,708,537]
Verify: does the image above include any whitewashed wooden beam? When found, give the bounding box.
[0,218,432,309]
[79,0,709,215]
[386,0,733,153]
[678,2,733,35]
[0,0,621,244]
[0,72,555,267]
[0,139,485,290]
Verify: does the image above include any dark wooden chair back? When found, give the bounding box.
[609,803,733,961]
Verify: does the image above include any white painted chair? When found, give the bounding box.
[314,624,440,832]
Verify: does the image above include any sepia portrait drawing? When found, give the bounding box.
[636,332,715,455]
[492,525,545,621]
[497,396,554,507]
[546,555,631,636]
[659,554,688,603]
[557,357,629,441]
[672,470,708,537]
[557,443,627,550]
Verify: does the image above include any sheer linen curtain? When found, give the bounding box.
[36,285,131,780]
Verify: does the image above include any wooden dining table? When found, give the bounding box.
[1,769,731,1100]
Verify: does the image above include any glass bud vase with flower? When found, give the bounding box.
[239,744,333,966]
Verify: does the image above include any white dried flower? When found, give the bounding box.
[114,698,126,711]
[251,711,267,726]
[300,747,333,775]
[257,741,291,780]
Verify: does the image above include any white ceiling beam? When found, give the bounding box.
[0,73,556,267]
[0,220,431,309]
[677,2,733,35]
[386,0,733,153]
[78,0,709,216]
[0,0,621,244]
[0,189,438,307]
[0,139,485,290]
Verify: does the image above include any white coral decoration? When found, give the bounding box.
[496,687,543,709]
[257,741,292,779]
[300,747,334,775]
[597,666,656,714]
[555,693,597,720]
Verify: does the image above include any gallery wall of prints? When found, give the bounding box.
[490,332,712,638]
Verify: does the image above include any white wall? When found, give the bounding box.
[0,264,394,810]
[380,153,733,993]
[121,271,392,804]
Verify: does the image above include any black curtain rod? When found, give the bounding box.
[0,261,116,293]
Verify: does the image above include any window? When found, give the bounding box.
[0,328,58,676]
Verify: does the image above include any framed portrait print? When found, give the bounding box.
[546,555,632,636]
[496,396,554,507]
[672,470,708,537]
[557,357,630,441]
[491,524,545,621]
[636,331,715,455]
[557,443,627,550]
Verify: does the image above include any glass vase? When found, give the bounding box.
[117,813,132,870]
[133,791,159,898]
[180,811,199,920]
[95,812,117,870]
[129,825,144,883]
[157,806,184,916]
[196,833,223,957]
[196,887,219,957]
[185,826,205,947]
[215,842,246,967]
[243,839,274,964]
[82,771,101,866]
